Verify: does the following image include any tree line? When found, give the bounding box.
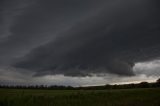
[0,78,160,90]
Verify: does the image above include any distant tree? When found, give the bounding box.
[156,78,160,87]
[157,78,160,84]
[105,84,112,89]
[139,82,149,88]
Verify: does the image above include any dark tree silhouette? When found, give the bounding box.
[157,78,160,84]
[138,82,149,88]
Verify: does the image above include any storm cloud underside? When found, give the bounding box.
[0,0,160,79]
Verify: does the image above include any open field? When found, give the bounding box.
[0,88,160,106]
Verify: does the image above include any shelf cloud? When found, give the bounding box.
[0,0,160,85]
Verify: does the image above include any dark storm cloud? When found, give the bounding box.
[0,0,105,65]
[14,0,160,76]
[1,0,160,77]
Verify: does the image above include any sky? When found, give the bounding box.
[0,0,160,86]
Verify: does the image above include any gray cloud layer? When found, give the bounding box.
[0,0,160,78]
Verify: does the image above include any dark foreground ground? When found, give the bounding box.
[0,88,160,106]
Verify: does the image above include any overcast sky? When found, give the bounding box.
[0,0,160,86]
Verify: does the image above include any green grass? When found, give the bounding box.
[0,88,160,106]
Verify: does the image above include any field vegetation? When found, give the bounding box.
[0,88,160,106]
[0,79,160,106]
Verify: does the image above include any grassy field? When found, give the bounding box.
[0,88,160,106]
